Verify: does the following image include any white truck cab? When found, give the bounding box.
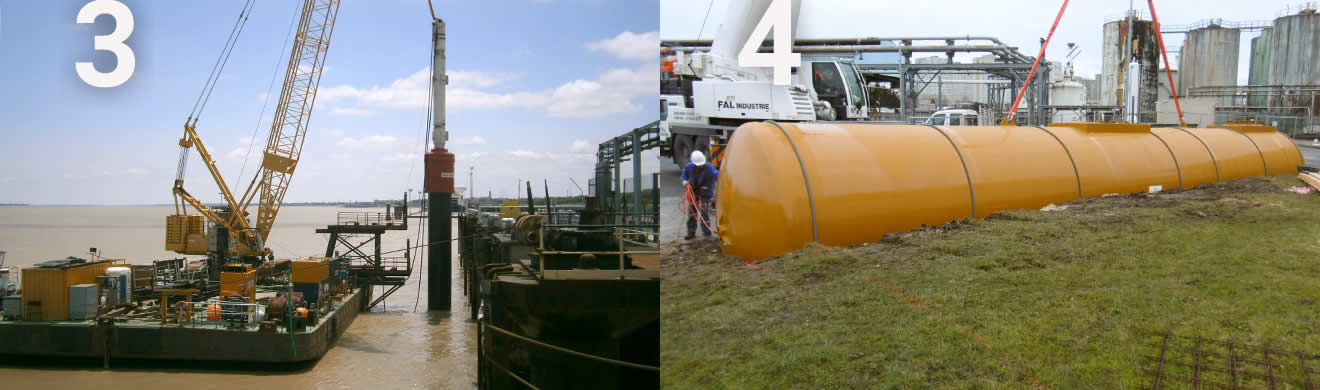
[924,109,980,126]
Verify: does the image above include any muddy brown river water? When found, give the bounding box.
[0,206,476,389]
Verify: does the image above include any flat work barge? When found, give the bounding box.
[0,288,363,363]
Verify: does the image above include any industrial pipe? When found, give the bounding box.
[715,121,1302,261]
[663,44,1017,54]
[664,36,1013,47]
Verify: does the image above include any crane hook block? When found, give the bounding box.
[425,149,455,193]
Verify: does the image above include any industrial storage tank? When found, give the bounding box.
[1101,13,1160,122]
[1178,24,1241,105]
[1268,9,1320,86]
[1267,8,1320,113]
[716,121,1302,261]
[1050,79,1087,122]
[1248,27,1273,107]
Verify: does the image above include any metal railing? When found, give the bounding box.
[1160,19,1271,32]
[173,300,262,329]
[473,205,586,225]
[534,226,660,277]
[336,212,407,227]
[1278,2,1319,17]
[349,255,410,273]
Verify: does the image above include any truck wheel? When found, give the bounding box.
[673,135,710,167]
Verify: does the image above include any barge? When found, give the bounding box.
[0,287,363,363]
[0,223,411,365]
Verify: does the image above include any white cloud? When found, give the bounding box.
[320,62,655,118]
[385,153,421,162]
[509,150,543,159]
[456,152,486,161]
[329,107,375,117]
[586,31,660,62]
[226,147,248,161]
[544,65,657,118]
[448,88,550,111]
[570,139,592,154]
[450,71,517,88]
[323,128,345,136]
[452,136,487,146]
[318,69,430,110]
[319,85,361,102]
[337,135,398,150]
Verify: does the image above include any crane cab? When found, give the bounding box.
[796,58,870,121]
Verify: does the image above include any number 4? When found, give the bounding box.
[737,0,799,86]
[76,0,135,88]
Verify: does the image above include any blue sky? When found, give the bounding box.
[0,0,658,204]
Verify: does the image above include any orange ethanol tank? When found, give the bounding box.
[715,121,1302,261]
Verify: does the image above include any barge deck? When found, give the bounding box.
[0,288,363,363]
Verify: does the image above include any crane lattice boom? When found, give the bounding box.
[242,0,341,244]
[169,0,341,258]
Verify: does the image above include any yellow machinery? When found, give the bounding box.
[167,0,342,258]
[219,264,257,303]
[500,200,522,219]
[290,257,330,284]
[716,121,1303,261]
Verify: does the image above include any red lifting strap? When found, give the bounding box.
[1003,0,1070,125]
[1148,0,1185,125]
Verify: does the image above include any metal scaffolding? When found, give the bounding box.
[859,61,1052,125]
[662,36,1052,125]
[593,121,661,231]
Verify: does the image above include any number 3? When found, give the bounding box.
[737,0,799,86]
[76,0,135,88]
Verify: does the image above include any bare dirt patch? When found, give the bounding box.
[1064,177,1279,210]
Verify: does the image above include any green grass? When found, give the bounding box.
[661,175,1320,389]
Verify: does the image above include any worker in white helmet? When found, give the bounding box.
[680,150,718,240]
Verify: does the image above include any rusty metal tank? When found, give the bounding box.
[715,121,1302,261]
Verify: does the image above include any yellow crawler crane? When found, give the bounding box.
[167,0,342,259]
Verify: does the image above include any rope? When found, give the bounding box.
[193,0,257,120]
[239,0,300,182]
[189,0,254,118]
[413,194,428,312]
[1003,0,1070,124]
[682,183,717,235]
[482,322,660,372]
[696,0,716,40]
